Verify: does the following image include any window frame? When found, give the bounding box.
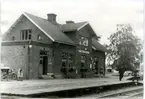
[20,29,32,40]
[37,34,42,40]
[78,35,89,47]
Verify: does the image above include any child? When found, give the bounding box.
[17,68,23,81]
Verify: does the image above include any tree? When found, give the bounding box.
[106,24,142,81]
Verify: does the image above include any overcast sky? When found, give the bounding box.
[1,0,143,44]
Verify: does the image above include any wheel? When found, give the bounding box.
[11,74,17,80]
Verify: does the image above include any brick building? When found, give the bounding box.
[2,12,106,79]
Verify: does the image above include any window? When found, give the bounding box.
[40,56,43,64]
[69,63,72,68]
[37,35,42,40]
[81,55,86,60]
[62,61,66,68]
[68,53,73,60]
[61,52,68,59]
[20,29,32,40]
[100,67,104,74]
[81,63,84,68]
[40,60,43,64]
[40,50,48,55]
[79,36,88,46]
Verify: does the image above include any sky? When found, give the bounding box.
[1,0,143,44]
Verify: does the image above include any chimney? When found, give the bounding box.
[66,20,74,24]
[47,13,57,24]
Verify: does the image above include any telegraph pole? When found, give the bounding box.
[0,0,1,67]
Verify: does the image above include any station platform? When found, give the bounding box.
[0,76,138,97]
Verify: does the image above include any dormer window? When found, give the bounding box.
[20,29,32,40]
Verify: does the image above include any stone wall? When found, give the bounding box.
[53,43,76,78]
[1,45,28,79]
[29,45,52,79]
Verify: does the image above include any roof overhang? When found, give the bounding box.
[54,40,76,46]
[92,46,96,50]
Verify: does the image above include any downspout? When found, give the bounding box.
[104,52,106,76]
[27,46,30,79]
[27,41,32,79]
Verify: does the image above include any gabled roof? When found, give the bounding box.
[4,12,106,50]
[4,12,75,45]
[23,12,75,45]
[92,37,107,52]
[61,22,88,32]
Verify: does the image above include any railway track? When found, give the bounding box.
[98,86,143,98]
[78,85,143,98]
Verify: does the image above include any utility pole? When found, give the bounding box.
[0,0,2,67]
[0,0,2,81]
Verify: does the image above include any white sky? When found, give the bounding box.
[1,0,143,44]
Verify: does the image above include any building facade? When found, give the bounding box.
[2,12,106,79]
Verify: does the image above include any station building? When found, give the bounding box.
[2,12,106,79]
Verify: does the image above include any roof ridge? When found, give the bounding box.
[23,12,48,21]
[62,21,88,25]
[61,21,89,32]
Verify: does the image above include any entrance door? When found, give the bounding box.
[43,56,48,75]
[61,60,67,78]
[95,61,98,74]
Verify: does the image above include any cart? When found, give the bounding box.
[1,67,17,81]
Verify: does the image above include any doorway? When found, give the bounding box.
[42,56,48,75]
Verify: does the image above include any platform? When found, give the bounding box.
[0,76,135,96]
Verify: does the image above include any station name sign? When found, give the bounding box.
[78,50,90,54]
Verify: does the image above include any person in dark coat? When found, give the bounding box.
[118,67,125,81]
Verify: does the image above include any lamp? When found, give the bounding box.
[29,45,32,48]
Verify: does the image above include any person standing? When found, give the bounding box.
[118,67,125,81]
[17,68,23,81]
